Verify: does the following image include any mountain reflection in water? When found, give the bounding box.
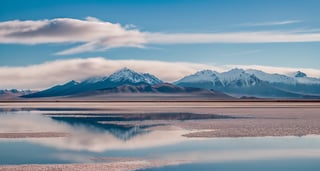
[50,116,152,141]
[0,111,191,152]
[48,112,236,141]
[0,109,320,170]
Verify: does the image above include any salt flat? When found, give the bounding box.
[1,101,319,138]
[0,101,319,170]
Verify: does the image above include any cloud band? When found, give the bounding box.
[1,57,319,89]
[1,17,320,55]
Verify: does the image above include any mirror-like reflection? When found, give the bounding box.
[0,112,191,152]
[0,109,320,171]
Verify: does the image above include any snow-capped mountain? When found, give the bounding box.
[246,70,320,85]
[0,89,33,95]
[175,69,320,98]
[23,68,163,98]
[245,70,320,96]
[107,68,162,85]
[245,69,296,84]
[219,69,263,87]
[293,71,320,85]
[177,70,219,83]
[177,69,320,86]
[0,89,35,99]
[295,71,307,78]
[82,68,162,85]
[176,70,222,88]
[19,67,320,99]
[176,68,264,88]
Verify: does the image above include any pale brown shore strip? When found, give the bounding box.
[0,160,185,171]
[0,132,70,138]
[1,99,320,103]
[1,102,319,112]
[179,116,320,138]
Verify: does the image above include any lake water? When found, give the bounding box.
[0,108,320,170]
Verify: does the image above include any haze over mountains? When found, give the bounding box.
[3,67,320,100]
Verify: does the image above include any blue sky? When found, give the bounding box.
[0,0,320,89]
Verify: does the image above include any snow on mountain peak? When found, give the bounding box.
[177,68,320,86]
[220,68,248,81]
[176,69,219,83]
[108,68,162,84]
[79,68,163,85]
[66,80,79,85]
[141,73,163,84]
[0,89,34,95]
[195,69,218,76]
[246,69,297,84]
[219,69,261,87]
[82,76,105,84]
[176,68,263,87]
[295,71,307,78]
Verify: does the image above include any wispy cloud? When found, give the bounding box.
[0,57,319,90]
[241,20,302,26]
[0,17,146,55]
[0,57,218,89]
[145,31,320,44]
[0,17,319,55]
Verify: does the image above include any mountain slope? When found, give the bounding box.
[23,68,163,98]
[20,67,320,99]
[71,83,232,99]
[246,70,320,95]
[175,69,320,98]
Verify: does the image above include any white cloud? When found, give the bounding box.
[241,20,301,26]
[0,57,319,90]
[0,17,146,54]
[1,18,320,55]
[0,57,218,89]
[145,31,320,44]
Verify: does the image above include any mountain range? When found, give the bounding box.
[175,69,320,98]
[22,68,231,99]
[6,67,320,99]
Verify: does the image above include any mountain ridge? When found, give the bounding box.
[20,67,320,99]
[23,68,163,98]
[175,69,320,98]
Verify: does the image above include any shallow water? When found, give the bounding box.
[0,108,320,170]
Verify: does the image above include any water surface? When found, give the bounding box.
[0,108,319,171]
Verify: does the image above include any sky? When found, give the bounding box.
[0,0,320,89]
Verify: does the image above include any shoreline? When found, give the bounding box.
[0,160,187,171]
[1,99,320,103]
